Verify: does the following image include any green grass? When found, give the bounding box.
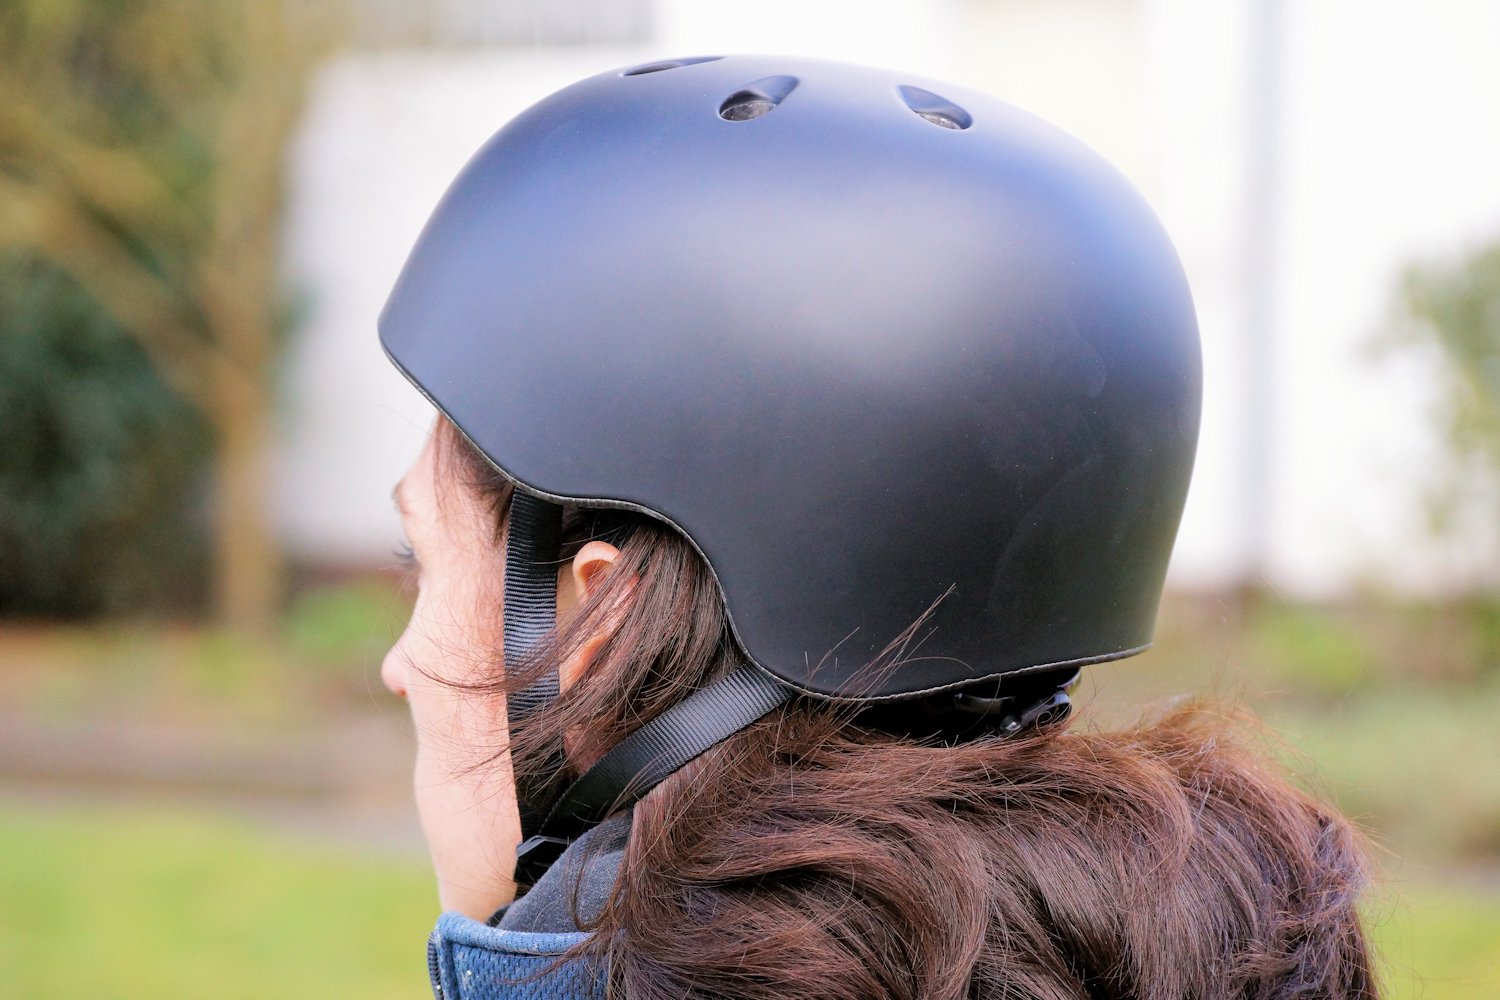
[4,592,1499,995]
[1086,593,1500,867]
[0,800,435,1000]
[1270,683,1500,862]
[0,799,1497,998]
[1368,880,1500,999]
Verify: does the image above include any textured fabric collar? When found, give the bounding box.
[493,810,630,932]
[427,813,628,998]
[428,914,600,999]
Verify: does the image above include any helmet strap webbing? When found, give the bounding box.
[514,661,792,888]
[502,490,565,847]
[502,490,795,892]
[500,493,1077,892]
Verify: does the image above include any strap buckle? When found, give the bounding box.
[951,668,1078,735]
[514,834,573,893]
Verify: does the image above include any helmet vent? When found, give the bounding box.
[898,85,972,130]
[719,75,799,121]
[623,56,721,76]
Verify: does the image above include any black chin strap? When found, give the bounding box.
[503,489,795,892]
[503,491,565,846]
[501,488,1073,893]
[514,662,792,887]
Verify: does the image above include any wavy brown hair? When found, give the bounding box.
[436,418,1378,1000]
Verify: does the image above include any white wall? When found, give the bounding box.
[1270,0,1500,595]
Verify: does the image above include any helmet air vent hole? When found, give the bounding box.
[719,75,799,122]
[623,56,721,76]
[898,85,972,130]
[919,111,961,129]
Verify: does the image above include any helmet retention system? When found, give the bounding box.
[380,55,1203,891]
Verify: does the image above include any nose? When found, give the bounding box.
[381,642,410,699]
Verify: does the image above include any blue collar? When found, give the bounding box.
[427,913,601,999]
[426,814,627,998]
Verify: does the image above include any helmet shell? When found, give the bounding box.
[381,55,1201,699]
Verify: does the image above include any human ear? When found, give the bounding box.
[558,540,622,690]
[570,540,621,601]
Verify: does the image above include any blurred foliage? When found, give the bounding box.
[0,0,341,631]
[0,253,210,615]
[1388,240,1500,674]
[0,577,412,728]
[1245,600,1384,697]
[1402,242,1500,503]
[1272,683,1500,863]
[284,580,413,671]
[1130,594,1497,708]
[1084,593,1500,867]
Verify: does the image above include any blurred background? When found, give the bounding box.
[2,0,1499,996]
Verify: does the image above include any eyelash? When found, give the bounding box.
[393,540,417,570]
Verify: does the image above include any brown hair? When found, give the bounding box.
[436,418,1378,1000]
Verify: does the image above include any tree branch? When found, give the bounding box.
[0,71,193,237]
[0,173,249,417]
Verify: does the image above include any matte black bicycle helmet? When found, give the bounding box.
[380,55,1201,885]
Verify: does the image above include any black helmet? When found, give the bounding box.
[381,54,1200,880]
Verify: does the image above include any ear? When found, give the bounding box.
[557,540,623,690]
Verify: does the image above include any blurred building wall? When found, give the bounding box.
[278,0,1500,597]
[354,0,651,47]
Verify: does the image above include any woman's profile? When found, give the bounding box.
[377,55,1376,999]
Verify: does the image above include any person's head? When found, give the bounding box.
[385,415,1376,998]
[379,55,1377,997]
[383,417,735,917]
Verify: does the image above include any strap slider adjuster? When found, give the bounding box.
[514,834,573,892]
[951,668,1079,736]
